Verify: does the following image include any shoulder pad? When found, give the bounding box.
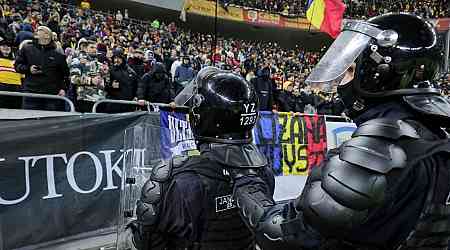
[150,161,172,182]
[140,179,162,204]
[322,155,387,210]
[404,95,450,127]
[340,136,407,174]
[138,179,161,227]
[150,156,189,182]
[353,118,420,140]
[171,155,190,168]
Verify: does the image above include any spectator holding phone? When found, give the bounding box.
[15,26,69,111]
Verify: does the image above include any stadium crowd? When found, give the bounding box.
[216,0,450,18]
[0,0,448,116]
[0,0,347,115]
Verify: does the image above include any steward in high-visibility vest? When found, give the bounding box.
[0,37,23,109]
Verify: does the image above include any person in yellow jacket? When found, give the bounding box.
[0,36,23,109]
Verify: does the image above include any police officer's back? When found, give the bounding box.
[130,67,275,250]
[230,13,450,250]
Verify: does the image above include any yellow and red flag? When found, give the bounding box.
[306,0,346,38]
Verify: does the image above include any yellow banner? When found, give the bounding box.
[278,113,309,176]
[184,0,244,22]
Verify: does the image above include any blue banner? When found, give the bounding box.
[159,111,196,159]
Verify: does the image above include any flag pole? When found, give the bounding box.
[307,0,317,33]
[212,0,219,67]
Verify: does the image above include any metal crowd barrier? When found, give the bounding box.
[322,114,352,123]
[91,99,190,113]
[0,91,352,122]
[0,91,76,112]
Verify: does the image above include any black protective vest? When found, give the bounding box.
[395,138,450,250]
[165,156,255,250]
[316,120,450,250]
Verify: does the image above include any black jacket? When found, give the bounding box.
[137,63,174,104]
[15,40,69,94]
[127,57,145,79]
[250,76,274,111]
[277,90,305,113]
[107,63,138,101]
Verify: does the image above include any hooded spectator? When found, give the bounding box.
[106,49,139,113]
[174,55,195,93]
[137,62,175,106]
[14,23,33,46]
[127,48,146,79]
[250,66,275,111]
[96,43,108,64]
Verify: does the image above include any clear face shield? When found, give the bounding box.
[306,21,385,93]
[174,66,221,106]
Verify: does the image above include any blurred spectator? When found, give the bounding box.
[174,56,195,93]
[316,93,345,116]
[170,51,181,82]
[216,0,307,17]
[15,25,69,111]
[344,0,449,19]
[46,12,60,35]
[106,49,139,113]
[137,62,175,106]
[0,36,22,109]
[4,0,437,116]
[127,48,146,79]
[214,0,449,18]
[15,23,33,46]
[115,10,123,23]
[69,39,109,112]
[277,81,305,113]
[250,65,275,111]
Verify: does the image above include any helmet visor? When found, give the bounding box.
[174,80,196,106]
[174,66,220,106]
[306,21,383,93]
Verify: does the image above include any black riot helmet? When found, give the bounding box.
[306,13,443,116]
[175,67,259,144]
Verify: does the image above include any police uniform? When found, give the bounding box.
[231,13,450,250]
[130,67,275,250]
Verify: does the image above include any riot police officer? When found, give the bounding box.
[231,13,450,250]
[129,67,275,250]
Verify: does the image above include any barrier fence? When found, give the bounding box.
[0,91,76,112]
[0,105,355,249]
[91,99,190,113]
